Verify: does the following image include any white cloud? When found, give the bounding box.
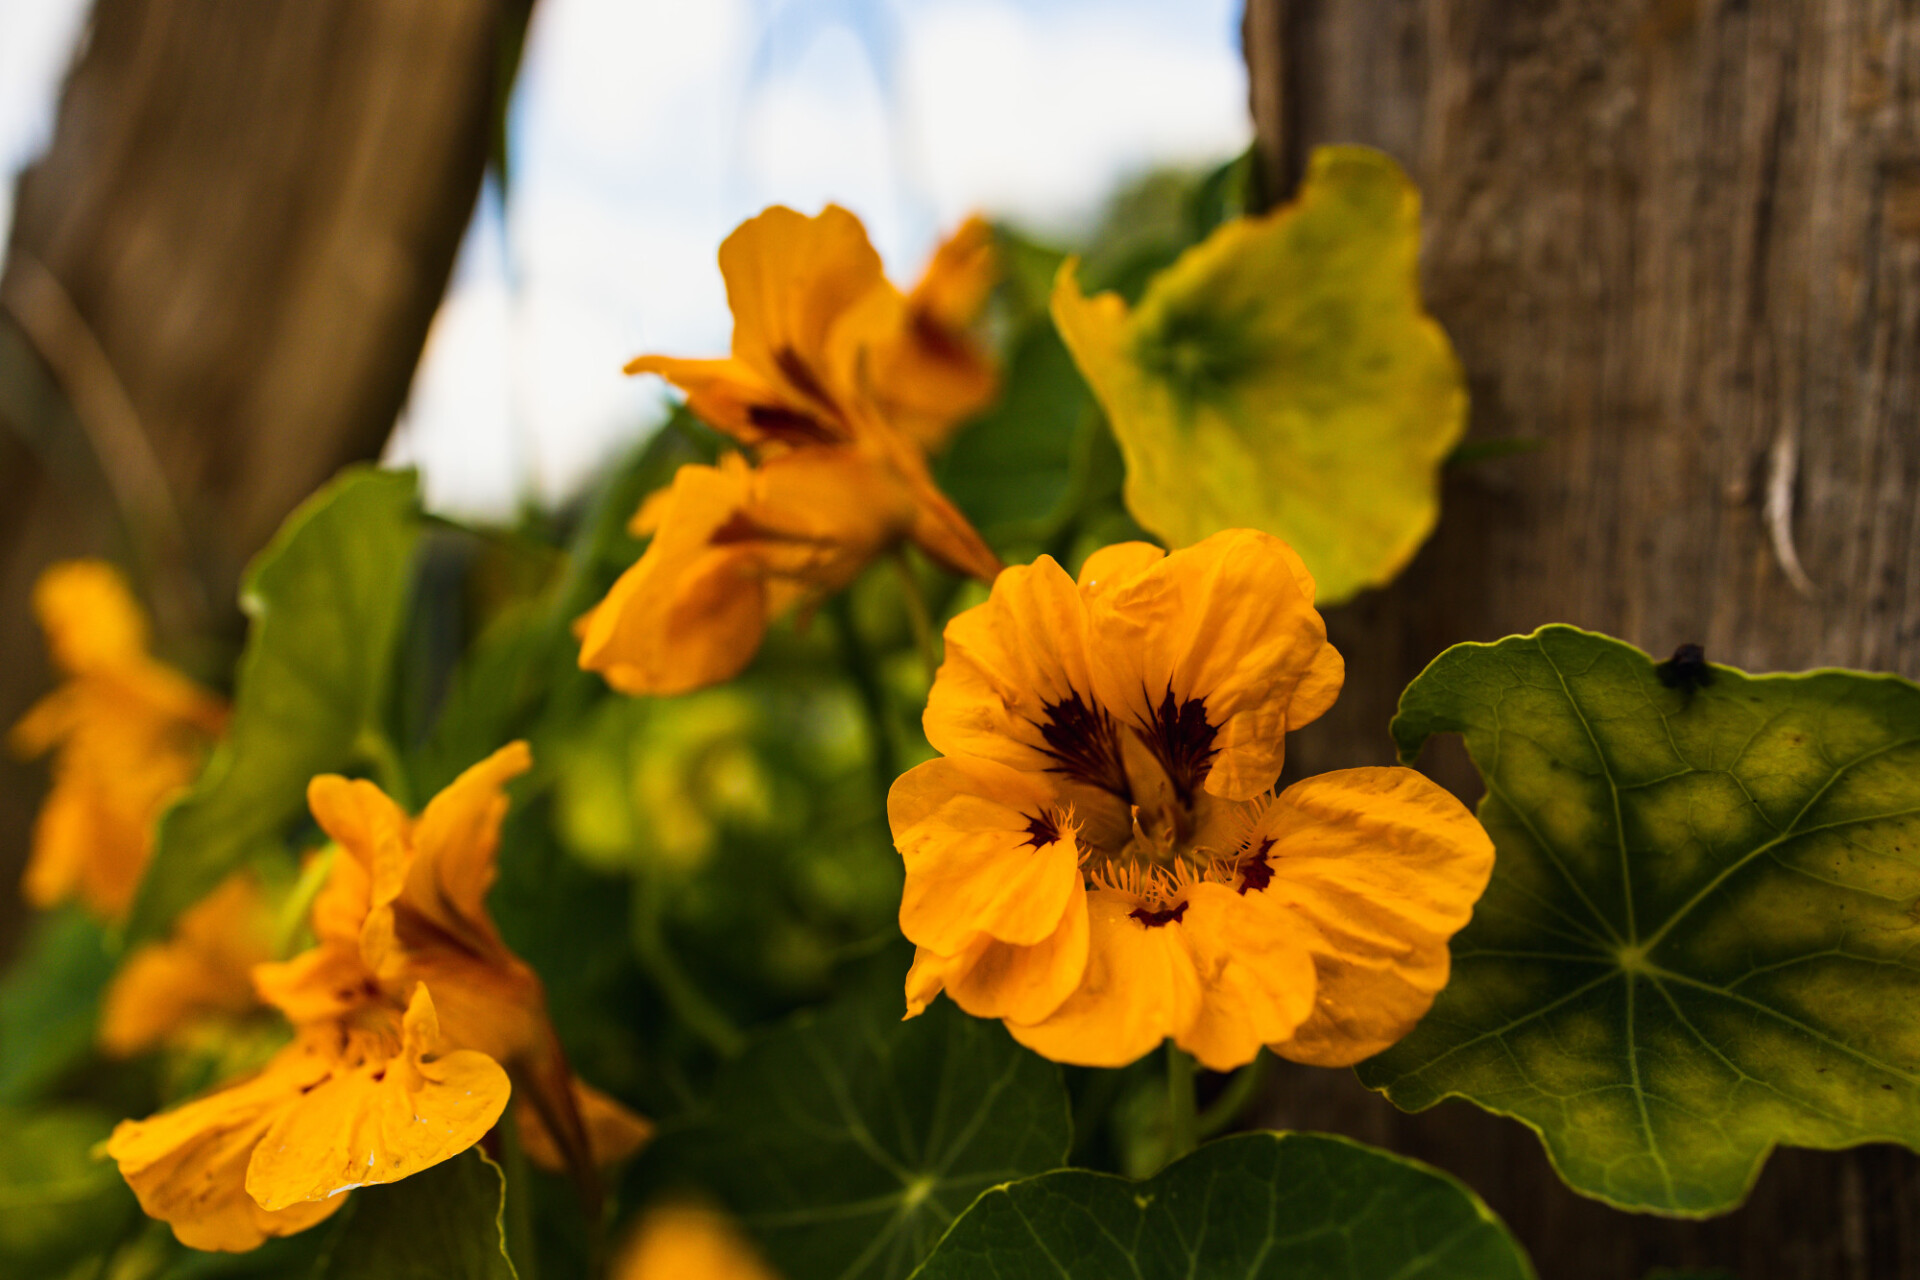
[397,0,1250,516]
[0,0,90,248]
[900,0,1249,235]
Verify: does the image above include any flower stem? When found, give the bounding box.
[1195,1049,1267,1140]
[272,844,337,958]
[1165,1043,1199,1166]
[829,593,901,799]
[633,873,745,1059]
[890,548,939,686]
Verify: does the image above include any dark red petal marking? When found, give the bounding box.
[1034,691,1131,799]
[1023,811,1062,849]
[775,346,838,408]
[746,403,839,445]
[909,307,974,366]
[1131,683,1219,805]
[1130,900,1190,928]
[1237,838,1276,895]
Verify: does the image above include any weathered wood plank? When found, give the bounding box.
[0,0,524,952]
[1245,2,1920,1275]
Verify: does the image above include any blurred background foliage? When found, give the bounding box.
[0,139,1262,1274]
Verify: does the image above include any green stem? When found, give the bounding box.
[272,844,338,958]
[1164,1043,1199,1166]
[1195,1049,1267,1140]
[354,724,414,809]
[490,1127,541,1280]
[829,593,901,799]
[890,548,939,686]
[633,874,745,1059]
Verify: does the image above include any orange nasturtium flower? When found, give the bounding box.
[890,530,1495,1071]
[99,870,276,1058]
[614,1202,782,1280]
[107,743,648,1251]
[8,560,226,918]
[579,205,1003,697]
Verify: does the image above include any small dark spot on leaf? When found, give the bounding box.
[1656,643,1714,695]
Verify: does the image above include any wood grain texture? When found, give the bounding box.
[0,0,521,955]
[1245,1,1920,1276]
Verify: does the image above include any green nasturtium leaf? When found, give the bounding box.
[128,467,421,942]
[0,1104,135,1278]
[638,962,1071,1280]
[0,907,114,1103]
[312,1149,517,1280]
[912,1131,1534,1280]
[935,318,1091,544]
[1050,145,1465,605]
[1365,625,1920,1215]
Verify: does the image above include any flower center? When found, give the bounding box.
[1036,685,1256,910]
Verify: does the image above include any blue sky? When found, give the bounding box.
[0,0,1249,515]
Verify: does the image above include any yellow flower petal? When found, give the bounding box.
[309,841,371,948]
[1252,767,1495,1066]
[621,355,809,449]
[1006,890,1203,1068]
[605,206,1002,697]
[518,1078,654,1173]
[578,457,773,696]
[923,555,1102,778]
[14,738,169,916]
[941,885,1090,1027]
[867,214,1000,453]
[306,774,411,974]
[1050,147,1466,605]
[891,756,1081,953]
[903,947,949,1019]
[580,451,921,697]
[1073,541,1166,600]
[1174,882,1317,1072]
[893,443,1006,585]
[301,746,551,1068]
[106,1034,345,1252]
[909,215,997,330]
[244,984,510,1211]
[613,1202,781,1280]
[10,562,226,919]
[30,559,152,673]
[1087,528,1343,799]
[625,205,886,450]
[407,741,533,954]
[252,941,370,1027]
[399,950,547,1067]
[719,204,888,406]
[100,872,273,1057]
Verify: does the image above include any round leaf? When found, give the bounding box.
[129,466,422,942]
[1367,625,1920,1215]
[912,1131,1533,1279]
[0,1105,134,1278]
[639,963,1071,1280]
[311,1149,517,1280]
[1050,145,1466,604]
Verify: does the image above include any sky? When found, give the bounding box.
[0,0,1249,516]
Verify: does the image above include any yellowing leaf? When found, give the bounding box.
[1368,626,1920,1215]
[1050,145,1465,604]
